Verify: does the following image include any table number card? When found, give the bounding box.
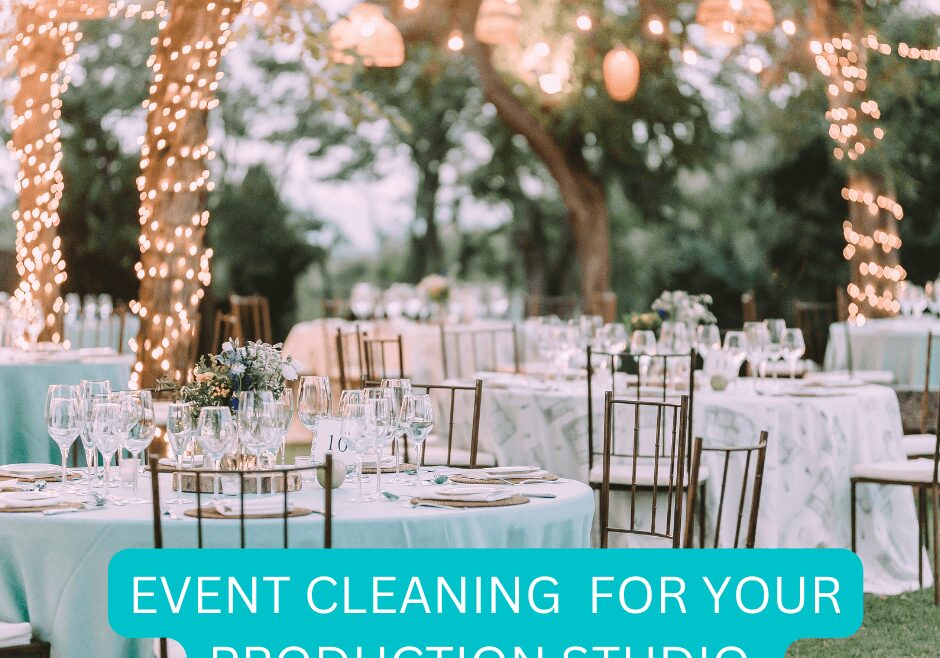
[312,417,348,463]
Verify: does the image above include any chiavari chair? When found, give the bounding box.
[112,304,129,354]
[335,325,367,390]
[587,347,704,542]
[683,432,769,549]
[0,640,50,658]
[211,310,243,354]
[439,323,520,379]
[149,455,334,657]
[598,394,695,548]
[902,333,937,459]
[835,287,850,322]
[850,390,940,603]
[741,291,758,324]
[408,380,496,468]
[321,298,351,320]
[229,294,272,343]
[362,335,405,384]
[793,300,838,366]
[525,294,579,321]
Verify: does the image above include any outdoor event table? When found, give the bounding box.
[445,372,925,595]
[824,317,940,390]
[0,471,593,658]
[0,351,133,465]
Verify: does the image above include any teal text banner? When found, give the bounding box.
[108,549,863,658]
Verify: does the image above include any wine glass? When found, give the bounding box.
[400,394,434,486]
[24,299,44,349]
[603,323,629,354]
[339,402,372,502]
[630,330,658,388]
[165,402,194,504]
[237,391,273,495]
[298,376,332,462]
[763,319,787,379]
[90,401,125,502]
[380,379,412,480]
[745,323,771,386]
[781,328,806,381]
[274,389,294,466]
[695,325,722,359]
[117,391,153,504]
[195,406,238,501]
[365,396,394,500]
[79,379,111,488]
[45,385,81,490]
[723,330,747,369]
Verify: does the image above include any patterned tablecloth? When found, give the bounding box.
[446,373,927,595]
[825,317,940,390]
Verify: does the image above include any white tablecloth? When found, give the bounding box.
[0,471,593,658]
[448,374,926,594]
[825,317,940,390]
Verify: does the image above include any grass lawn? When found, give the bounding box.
[787,589,940,657]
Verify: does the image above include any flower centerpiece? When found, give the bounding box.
[159,339,298,416]
[651,290,716,327]
[418,274,451,305]
[626,311,662,333]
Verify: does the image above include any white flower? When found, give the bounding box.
[281,362,298,381]
[222,341,233,352]
[230,363,246,376]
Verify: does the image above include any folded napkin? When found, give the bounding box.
[0,621,32,648]
[157,456,205,469]
[458,468,551,481]
[361,456,396,469]
[427,487,513,503]
[0,492,64,510]
[0,464,60,479]
[212,497,293,517]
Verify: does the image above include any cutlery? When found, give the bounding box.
[43,495,107,516]
[518,492,557,499]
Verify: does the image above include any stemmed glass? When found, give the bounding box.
[723,330,747,374]
[24,299,44,349]
[165,402,194,504]
[90,402,125,503]
[114,391,153,504]
[380,379,412,481]
[763,319,787,380]
[78,379,111,488]
[630,330,658,389]
[45,385,81,490]
[339,402,372,502]
[695,325,722,359]
[298,376,332,462]
[237,391,273,495]
[781,328,806,381]
[195,406,238,501]
[400,394,434,486]
[365,395,394,500]
[274,389,294,466]
[745,323,771,389]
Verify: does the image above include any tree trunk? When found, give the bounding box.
[133,0,245,388]
[8,9,80,340]
[808,0,902,321]
[408,163,443,280]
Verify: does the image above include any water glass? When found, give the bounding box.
[781,328,806,380]
[45,385,81,489]
[91,402,125,502]
[166,402,193,504]
[339,402,372,502]
[196,406,237,500]
[113,391,153,504]
[298,376,332,460]
[380,378,412,480]
[400,394,434,486]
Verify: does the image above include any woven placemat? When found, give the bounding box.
[184,506,316,520]
[0,501,84,514]
[0,472,82,483]
[409,495,529,508]
[448,474,558,485]
[362,463,417,474]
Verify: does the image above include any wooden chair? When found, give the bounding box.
[408,380,495,468]
[836,287,850,322]
[598,394,694,548]
[211,310,243,354]
[150,456,334,658]
[903,333,937,459]
[589,291,618,324]
[112,304,129,354]
[525,294,579,321]
[335,325,367,390]
[741,291,758,324]
[439,323,520,379]
[229,294,272,343]
[850,393,940,603]
[683,432,769,548]
[362,335,405,384]
[321,298,351,319]
[793,300,838,365]
[0,641,50,658]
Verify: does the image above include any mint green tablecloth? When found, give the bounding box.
[0,473,594,658]
[0,356,132,465]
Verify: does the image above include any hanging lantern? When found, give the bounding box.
[30,0,109,19]
[695,0,775,47]
[328,3,405,67]
[475,0,521,46]
[603,47,640,102]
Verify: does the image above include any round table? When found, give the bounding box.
[446,373,926,595]
[824,317,940,390]
[0,471,593,658]
[0,352,133,465]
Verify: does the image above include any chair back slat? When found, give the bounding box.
[411,380,484,468]
[362,335,405,384]
[229,294,272,343]
[335,325,366,390]
[525,295,579,320]
[794,300,838,365]
[439,324,520,379]
[599,394,692,549]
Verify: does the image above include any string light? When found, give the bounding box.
[862,33,940,61]
[811,34,906,324]
[131,0,246,388]
[781,19,796,36]
[575,13,592,32]
[5,2,106,341]
[447,29,465,52]
[402,0,420,9]
[647,16,665,36]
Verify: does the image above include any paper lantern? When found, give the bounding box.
[30,0,109,20]
[475,0,521,46]
[696,0,775,46]
[603,47,640,102]
[328,3,405,67]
